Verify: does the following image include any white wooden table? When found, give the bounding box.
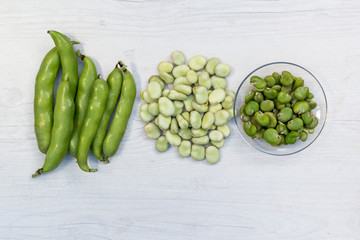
[1,0,360,239]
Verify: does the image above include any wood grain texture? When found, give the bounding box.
[1,0,360,239]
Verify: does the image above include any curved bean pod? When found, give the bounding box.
[91,64,123,161]
[69,51,97,157]
[103,61,136,160]
[48,30,78,98]
[32,79,75,177]
[77,78,109,172]
[34,47,60,154]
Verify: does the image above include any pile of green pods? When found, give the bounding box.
[239,71,318,146]
[33,30,136,177]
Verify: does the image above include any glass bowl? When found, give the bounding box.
[234,62,327,156]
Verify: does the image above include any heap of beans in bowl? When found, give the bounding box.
[140,51,236,164]
[239,71,318,146]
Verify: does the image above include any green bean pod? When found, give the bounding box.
[77,78,109,172]
[103,61,136,160]
[32,79,75,177]
[69,51,97,157]
[48,30,78,98]
[91,64,123,162]
[34,47,60,154]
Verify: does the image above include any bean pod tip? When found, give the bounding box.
[32,168,43,178]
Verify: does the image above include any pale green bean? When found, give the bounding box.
[191,144,205,161]
[209,89,226,104]
[217,124,231,138]
[194,86,208,104]
[158,113,171,130]
[209,103,222,113]
[209,130,224,141]
[158,61,173,73]
[186,70,198,84]
[190,111,202,129]
[147,102,159,116]
[156,136,168,152]
[174,76,191,86]
[158,97,175,116]
[178,140,191,157]
[171,118,179,134]
[148,81,162,100]
[191,128,207,137]
[221,95,233,109]
[165,131,181,146]
[192,101,209,112]
[171,50,186,65]
[173,101,184,116]
[142,90,156,103]
[198,72,211,89]
[168,90,187,101]
[205,57,220,75]
[144,123,161,139]
[202,112,214,130]
[159,71,174,84]
[211,76,227,89]
[176,114,189,129]
[211,140,224,148]
[214,110,229,126]
[206,146,220,164]
[215,63,231,77]
[184,94,194,111]
[173,64,190,78]
[188,55,206,71]
[174,84,192,95]
[178,128,192,140]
